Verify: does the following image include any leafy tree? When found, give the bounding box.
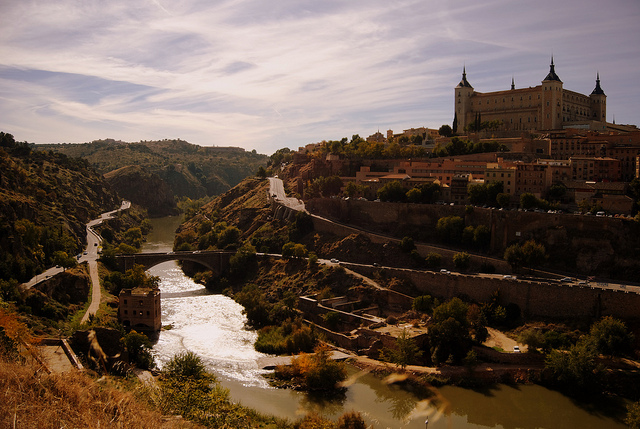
[217,225,241,249]
[589,316,634,357]
[547,184,566,202]
[282,242,296,258]
[429,298,471,365]
[504,243,525,272]
[468,183,488,206]
[256,166,267,179]
[377,180,407,202]
[520,192,538,210]
[235,284,272,328]
[229,243,257,277]
[496,192,511,208]
[424,252,442,269]
[51,251,77,270]
[399,236,415,253]
[436,216,465,244]
[438,124,453,137]
[121,330,155,370]
[473,225,491,249]
[453,252,471,271]
[380,328,423,369]
[413,295,435,313]
[544,338,601,393]
[521,240,547,271]
[518,328,546,353]
[406,187,422,203]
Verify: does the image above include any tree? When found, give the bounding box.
[51,251,77,270]
[436,216,465,243]
[429,298,472,365]
[504,243,525,272]
[399,236,415,253]
[380,328,423,369]
[453,252,471,271]
[229,243,257,277]
[544,338,600,393]
[467,183,488,206]
[217,225,241,249]
[256,166,267,179]
[424,252,442,269]
[473,225,491,249]
[282,242,296,258]
[589,316,634,357]
[121,330,155,370]
[377,180,407,202]
[521,240,547,271]
[496,192,511,208]
[438,124,453,137]
[520,192,538,210]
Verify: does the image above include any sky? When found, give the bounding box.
[1,0,639,155]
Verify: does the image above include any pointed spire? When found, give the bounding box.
[456,66,473,88]
[591,71,605,95]
[543,56,562,82]
[511,76,515,90]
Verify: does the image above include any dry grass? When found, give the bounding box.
[0,359,199,429]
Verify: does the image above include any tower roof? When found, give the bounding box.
[591,72,605,95]
[543,57,562,83]
[456,66,473,88]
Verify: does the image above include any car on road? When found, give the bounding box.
[513,346,521,353]
[330,258,339,263]
[561,277,573,282]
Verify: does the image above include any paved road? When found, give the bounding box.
[80,200,131,324]
[269,177,306,211]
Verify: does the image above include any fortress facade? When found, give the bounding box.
[454,58,607,134]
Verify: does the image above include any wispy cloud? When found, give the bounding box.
[0,0,638,153]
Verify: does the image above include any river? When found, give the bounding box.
[145,215,629,428]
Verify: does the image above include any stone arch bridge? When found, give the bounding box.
[115,250,234,276]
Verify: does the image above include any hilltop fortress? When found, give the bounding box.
[454,58,607,134]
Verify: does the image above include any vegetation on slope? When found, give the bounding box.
[0,132,119,282]
[37,139,269,203]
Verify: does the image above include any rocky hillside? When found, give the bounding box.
[36,139,270,205]
[104,165,177,217]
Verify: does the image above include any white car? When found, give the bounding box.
[330,258,339,263]
[513,346,521,353]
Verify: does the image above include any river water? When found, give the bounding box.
[145,216,629,428]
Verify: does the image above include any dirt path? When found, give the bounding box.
[483,327,526,352]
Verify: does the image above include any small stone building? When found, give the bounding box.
[119,288,161,331]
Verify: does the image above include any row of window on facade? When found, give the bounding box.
[123,309,153,317]
[123,299,145,306]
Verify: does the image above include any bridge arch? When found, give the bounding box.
[115,251,234,276]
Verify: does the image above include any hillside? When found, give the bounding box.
[0,134,120,283]
[104,165,177,216]
[36,139,270,206]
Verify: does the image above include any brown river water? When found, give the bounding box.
[145,215,629,428]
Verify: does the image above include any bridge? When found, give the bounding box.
[115,250,234,275]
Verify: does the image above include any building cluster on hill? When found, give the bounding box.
[297,60,640,214]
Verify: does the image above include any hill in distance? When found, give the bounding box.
[36,139,270,215]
